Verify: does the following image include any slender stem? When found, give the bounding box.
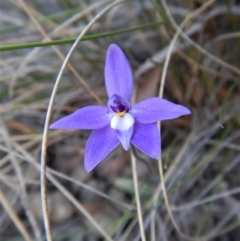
[130,150,146,241]
[40,1,125,241]
[156,0,218,241]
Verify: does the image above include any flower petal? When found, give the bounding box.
[113,128,134,151]
[110,113,135,150]
[50,106,109,130]
[131,122,160,159]
[105,44,133,100]
[132,97,191,123]
[84,126,120,172]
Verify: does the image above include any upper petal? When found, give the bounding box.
[132,97,191,123]
[105,44,133,100]
[131,122,161,159]
[50,106,109,130]
[84,126,120,172]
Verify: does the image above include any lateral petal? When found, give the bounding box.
[105,44,133,100]
[84,126,120,172]
[132,97,191,123]
[50,106,109,130]
[131,122,160,159]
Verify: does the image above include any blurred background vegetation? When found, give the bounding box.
[0,0,240,240]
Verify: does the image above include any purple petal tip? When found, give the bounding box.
[105,43,133,100]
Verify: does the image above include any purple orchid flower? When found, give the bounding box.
[50,44,191,172]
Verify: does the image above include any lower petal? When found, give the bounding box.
[131,122,161,159]
[84,126,120,172]
[113,126,134,151]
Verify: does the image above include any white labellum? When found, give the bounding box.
[110,113,135,150]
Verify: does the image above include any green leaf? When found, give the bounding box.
[0,22,162,51]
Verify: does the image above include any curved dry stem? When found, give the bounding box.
[159,0,217,97]
[156,0,221,240]
[40,1,125,241]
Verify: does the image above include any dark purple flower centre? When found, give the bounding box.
[108,94,131,116]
